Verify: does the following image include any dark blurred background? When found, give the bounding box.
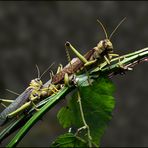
[0,1,148,147]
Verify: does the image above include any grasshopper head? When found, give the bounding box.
[92,39,113,60]
[97,39,113,53]
[30,78,43,89]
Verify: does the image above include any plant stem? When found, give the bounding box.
[7,87,69,147]
[4,46,148,147]
[77,92,92,147]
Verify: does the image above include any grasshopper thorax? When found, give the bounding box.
[29,78,43,89]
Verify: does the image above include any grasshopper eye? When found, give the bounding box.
[103,39,113,50]
[36,78,40,81]
[102,41,108,48]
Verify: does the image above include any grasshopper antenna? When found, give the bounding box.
[36,64,40,79]
[40,62,55,79]
[97,19,109,39]
[109,17,126,40]
[5,89,20,96]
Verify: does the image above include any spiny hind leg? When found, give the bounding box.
[8,95,40,118]
[65,41,96,67]
[65,42,93,85]
[8,101,31,118]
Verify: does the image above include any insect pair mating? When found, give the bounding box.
[0,18,126,126]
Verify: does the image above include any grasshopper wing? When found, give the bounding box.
[0,88,32,126]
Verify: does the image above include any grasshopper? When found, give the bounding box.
[51,18,126,85]
[51,18,126,140]
[0,78,42,126]
[0,18,125,126]
[0,64,59,126]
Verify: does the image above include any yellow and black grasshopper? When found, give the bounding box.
[0,65,59,126]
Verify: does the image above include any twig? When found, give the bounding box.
[4,47,148,147]
[76,92,92,147]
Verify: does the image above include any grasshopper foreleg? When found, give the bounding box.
[50,70,54,78]
[56,64,63,74]
[109,53,119,57]
[31,100,40,111]
[104,55,110,64]
[49,84,59,93]
[29,93,41,111]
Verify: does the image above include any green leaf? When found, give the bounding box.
[57,76,115,145]
[51,133,88,147]
[57,107,73,128]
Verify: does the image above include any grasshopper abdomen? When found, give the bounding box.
[0,88,32,126]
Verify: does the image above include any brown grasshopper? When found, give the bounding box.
[51,18,126,85]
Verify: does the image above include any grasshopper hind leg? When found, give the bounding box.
[65,42,93,86]
[65,41,97,67]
